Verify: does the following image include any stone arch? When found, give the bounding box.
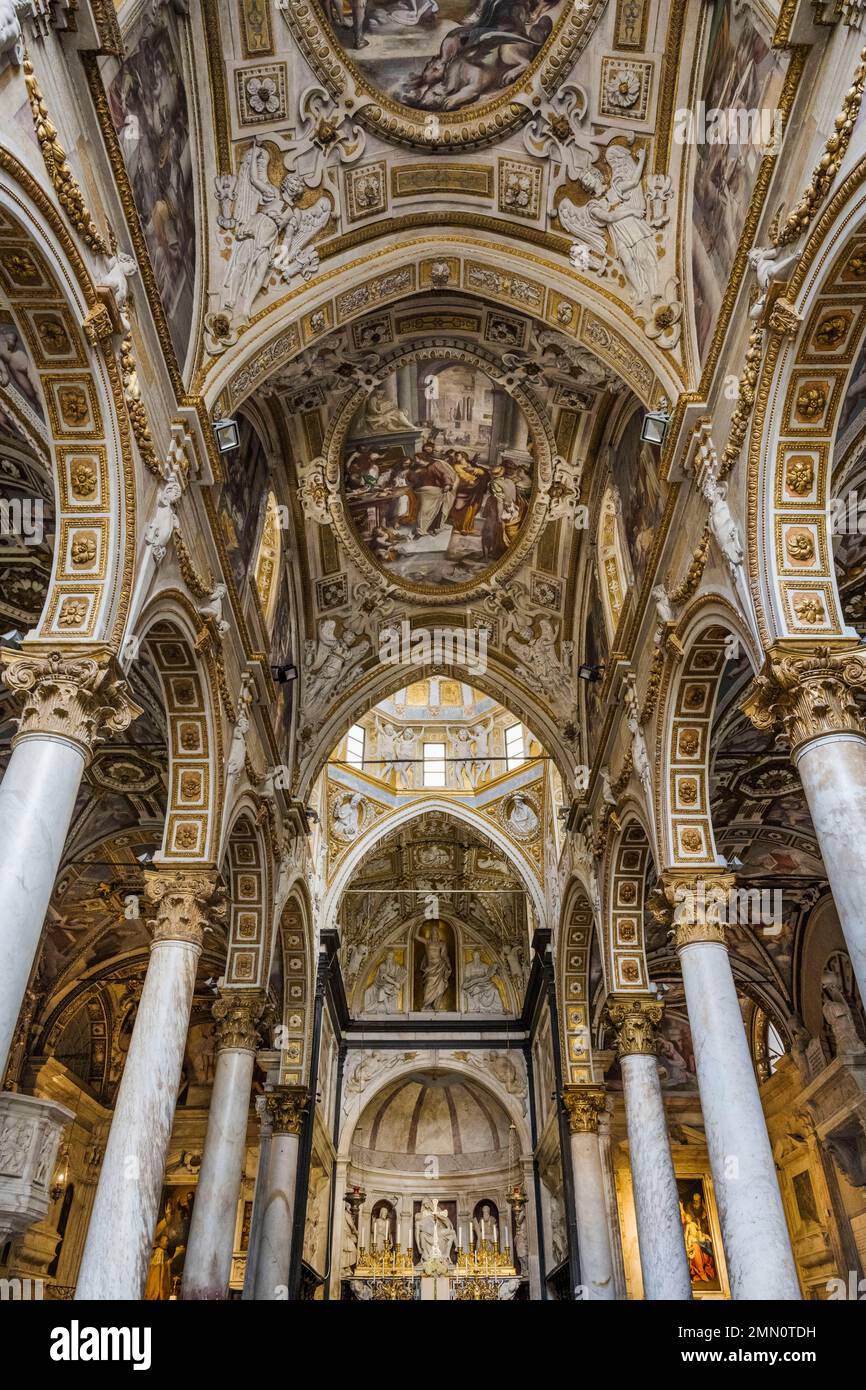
[0,155,134,646]
[600,807,655,995]
[201,234,679,415]
[296,652,575,804]
[337,1049,532,1162]
[137,592,223,864]
[556,878,605,1086]
[322,796,546,933]
[746,168,866,645]
[274,880,314,1085]
[220,801,274,991]
[655,595,761,872]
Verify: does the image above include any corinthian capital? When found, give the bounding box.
[561,1085,607,1134]
[0,647,143,760]
[144,868,226,950]
[743,642,866,754]
[662,871,736,950]
[212,989,268,1053]
[605,995,663,1058]
[265,1085,309,1135]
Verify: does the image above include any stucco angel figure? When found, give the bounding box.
[333,791,364,841]
[558,143,660,309]
[305,618,370,704]
[747,242,800,321]
[144,467,183,565]
[220,152,331,322]
[699,472,744,577]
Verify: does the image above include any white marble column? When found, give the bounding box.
[182,990,266,1300]
[745,648,866,1011]
[606,997,692,1301]
[0,650,140,1076]
[75,870,224,1300]
[242,1093,273,1299]
[667,876,801,1300]
[562,1087,615,1300]
[251,1086,308,1300]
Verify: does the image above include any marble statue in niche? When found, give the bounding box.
[370,1200,398,1251]
[472,1199,499,1248]
[414,1196,456,1267]
[463,949,504,1013]
[414,920,456,1011]
[363,949,407,1014]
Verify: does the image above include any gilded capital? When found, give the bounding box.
[266,1085,309,1135]
[662,872,736,950]
[212,989,268,1053]
[605,995,663,1057]
[145,868,226,950]
[743,643,866,755]
[0,647,143,761]
[561,1086,606,1134]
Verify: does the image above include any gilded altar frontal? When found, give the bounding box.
[1,0,866,1356]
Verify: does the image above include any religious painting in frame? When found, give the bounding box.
[676,1174,728,1298]
[144,1184,196,1300]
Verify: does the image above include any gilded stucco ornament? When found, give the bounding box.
[561,1085,606,1134]
[145,869,227,949]
[0,648,143,760]
[212,989,269,1053]
[743,643,866,753]
[266,1085,309,1135]
[604,995,663,1057]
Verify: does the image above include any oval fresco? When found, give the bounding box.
[288,0,604,146]
[341,358,535,589]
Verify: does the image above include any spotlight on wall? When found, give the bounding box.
[271,663,298,684]
[305,806,320,825]
[578,663,605,683]
[212,417,240,454]
[640,407,671,448]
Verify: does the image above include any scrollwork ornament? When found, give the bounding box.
[0,648,143,760]
[743,644,866,753]
[23,56,110,256]
[604,995,663,1057]
[145,869,227,950]
[265,1085,309,1135]
[561,1085,606,1134]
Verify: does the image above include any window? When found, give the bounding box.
[345,724,365,770]
[505,723,525,771]
[423,741,446,787]
[766,1021,785,1076]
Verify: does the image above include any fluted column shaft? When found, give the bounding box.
[76,870,225,1300]
[606,997,692,1301]
[182,991,266,1300]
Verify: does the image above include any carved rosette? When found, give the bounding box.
[212,990,268,1053]
[145,869,227,951]
[561,1086,606,1135]
[265,1085,309,1136]
[0,648,143,761]
[662,872,736,951]
[743,644,866,755]
[605,996,663,1058]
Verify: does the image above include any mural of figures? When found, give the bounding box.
[144,1185,195,1299]
[0,312,43,419]
[327,0,567,113]
[103,4,196,360]
[217,415,269,589]
[677,1178,722,1294]
[609,410,666,596]
[342,360,534,588]
[691,1,788,358]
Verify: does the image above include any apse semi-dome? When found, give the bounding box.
[351,1070,513,1164]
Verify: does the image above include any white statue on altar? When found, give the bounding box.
[415,1197,456,1266]
[472,1203,498,1248]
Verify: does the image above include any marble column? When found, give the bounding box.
[605,997,692,1301]
[182,990,266,1300]
[0,649,140,1076]
[242,1092,273,1300]
[75,869,225,1300]
[252,1086,308,1300]
[665,873,801,1300]
[561,1087,615,1300]
[745,644,866,1009]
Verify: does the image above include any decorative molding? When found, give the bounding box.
[213,988,268,1052]
[743,642,866,753]
[604,994,663,1057]
[23,57,110,257]
[561,1085,606,1134]
[265,1084,309,1135]
[145,868,226,949]
[0,647,142,760]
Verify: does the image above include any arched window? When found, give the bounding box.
[254,490,281,628]
[345,724,365,770]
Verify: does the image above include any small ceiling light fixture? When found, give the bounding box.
[271,663,298,684]
[578,663,605,683]
[640,403,672,448]
[212,416,240,454]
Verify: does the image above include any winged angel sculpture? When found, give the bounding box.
[214,144,332,327]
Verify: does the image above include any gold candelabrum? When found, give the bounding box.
[354,1237,415,1279]
[455,1242,517,1278]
